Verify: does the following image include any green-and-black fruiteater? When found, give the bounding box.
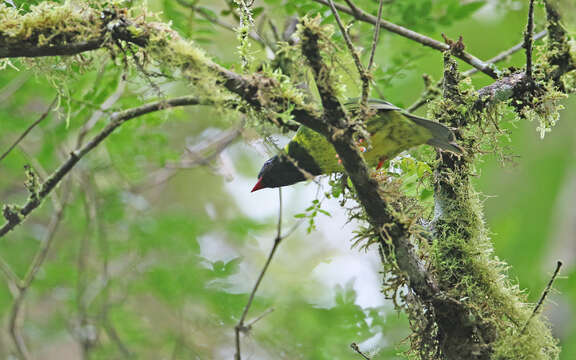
[251,99,462,192]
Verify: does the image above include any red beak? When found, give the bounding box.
[251,177,265,192]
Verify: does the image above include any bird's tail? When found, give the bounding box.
[405,114,464,154]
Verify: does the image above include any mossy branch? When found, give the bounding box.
[428,54,559,359]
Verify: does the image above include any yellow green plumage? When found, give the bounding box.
[252,99,462,191]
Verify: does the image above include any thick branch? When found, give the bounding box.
[0,6,147,59]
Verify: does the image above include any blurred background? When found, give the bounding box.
[0,0,575,359]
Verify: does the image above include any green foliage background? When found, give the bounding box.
[0,0,575,359]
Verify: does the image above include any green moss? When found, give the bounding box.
[425,55,560,359]
[0,2,103,48]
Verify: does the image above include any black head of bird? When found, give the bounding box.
[251,155,310,192]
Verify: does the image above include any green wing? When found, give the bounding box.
[283,99,461,174]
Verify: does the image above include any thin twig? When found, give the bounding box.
[244,307,275,328]
[367,0,384,74]
[350,342,371,360]
[9,186,70,360]
[524,0,536,81]
[235,188,285,360]
[313,0,498,78]
[327,0,371,105]
[465,30,547,78]
[102,312,134,359]
[0,96,212,239]
[0,96,58,165]
[521,260,563,334]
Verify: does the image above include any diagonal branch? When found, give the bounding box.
[0,96,213,240]
[0,96,58,165]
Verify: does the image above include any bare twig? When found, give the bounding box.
[312,0,498,78]
[244,307,275,328]
[367,0,384,74]
[0,96,58,165]
[521,261,563,334]
[350,342,371,360]
[464,30,547,78]
[327,0,371,106]
[524,0,536,81]
[235,189,285,360]
[9,185,70,360]
[0,96,212,239]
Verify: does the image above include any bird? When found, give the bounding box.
[251,98,462,192]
